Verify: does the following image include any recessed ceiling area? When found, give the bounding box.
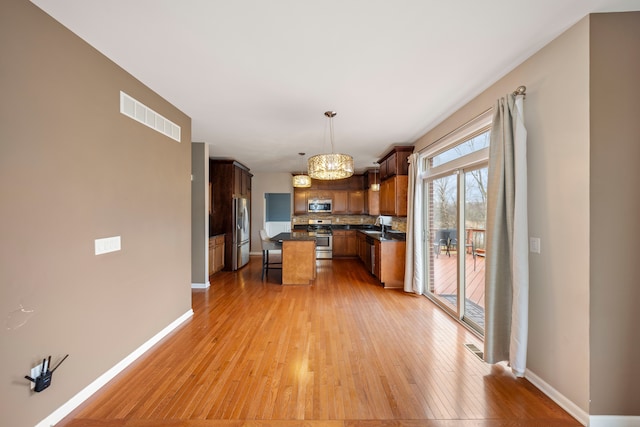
[31,0,640,173]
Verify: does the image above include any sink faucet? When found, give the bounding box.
[377,215,386,235]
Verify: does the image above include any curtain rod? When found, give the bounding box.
[513,85,526,96]
[421,85,526,150]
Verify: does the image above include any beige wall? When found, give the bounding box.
[415,11,640,419]
[250,172,295,253]
[589,12,640,415]
[414,17,592,414]
[0,2,192,426]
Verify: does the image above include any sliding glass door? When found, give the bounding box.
[422,127,490,335]
[427,173,459,312]
[463,167,487,331]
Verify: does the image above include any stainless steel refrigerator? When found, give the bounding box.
[232,197,250,270]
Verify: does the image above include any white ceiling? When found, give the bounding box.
[32,0,640,174]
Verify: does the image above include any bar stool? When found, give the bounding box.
[260,230,282,280]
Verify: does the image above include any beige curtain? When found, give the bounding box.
[404,153,424,294]
[484,93,528,376]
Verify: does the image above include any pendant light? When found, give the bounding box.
[292,152,312,188]
[308,111,354,180]
[370,162,380,191]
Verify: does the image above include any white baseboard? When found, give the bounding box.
[191,281,210,289]
[36,309,194,427]
[525,368,589,426]
[590,416,640,427]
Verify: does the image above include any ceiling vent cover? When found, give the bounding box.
[120,91,181,142]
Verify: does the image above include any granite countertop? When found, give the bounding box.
[357,229,406,242]
[292,224,406,241]
[271,231,316,242]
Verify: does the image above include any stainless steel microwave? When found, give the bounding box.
[308,199,332,213]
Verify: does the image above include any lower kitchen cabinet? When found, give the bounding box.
[356,231,368,263]
[282,240,316,285]
[209,234,225,276]
[333,229,357,257]
[357,231,405,288]
[374,239,406,288]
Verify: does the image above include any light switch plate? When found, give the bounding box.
[529,237,541,254]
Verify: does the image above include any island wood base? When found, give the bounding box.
[282,240,316,285]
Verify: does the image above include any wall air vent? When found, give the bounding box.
[120,91,181,142]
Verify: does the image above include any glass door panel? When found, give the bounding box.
[463,167,487,332]
[427,173,458,313]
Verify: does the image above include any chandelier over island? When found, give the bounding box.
[307,111,354,180]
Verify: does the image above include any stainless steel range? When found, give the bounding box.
[308,219,332,259]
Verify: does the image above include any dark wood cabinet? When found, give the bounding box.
[347,191,364,214]
[380,176,408,216]
[294,188,366,215]
[377,146,412,217]
[378,146,413,181]
[210,159,252,270]
[357,231,368,263]
[376,239,406,288]
[333,190,364,214]
[294,190,307,214]
[367,189,380,216]
[233,167,252,198]
[332,191,348,214]
[333,229,357,257]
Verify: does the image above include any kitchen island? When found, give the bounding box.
[271,232,317,285]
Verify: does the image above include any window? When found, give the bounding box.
[265,193,291,222]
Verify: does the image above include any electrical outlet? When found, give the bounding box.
[25,354,69,392]
[30,360,48,390]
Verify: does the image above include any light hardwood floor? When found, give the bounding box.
[58,257,580,427]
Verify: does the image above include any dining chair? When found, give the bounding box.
[260,229,282,280]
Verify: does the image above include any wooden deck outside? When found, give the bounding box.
[432,250,486,326]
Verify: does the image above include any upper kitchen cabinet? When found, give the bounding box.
[364,168,380,216]
[293,175,365,214]
[210,159,252,205]
[380,176,408,216]
[332,190,365,214]
[332,191,348,213]
[367,188,380,216]
[294,190,308,215]
[233,165,252,198]
[347,190,365,214]
[378,146,413,181]
[378,146,413,217]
